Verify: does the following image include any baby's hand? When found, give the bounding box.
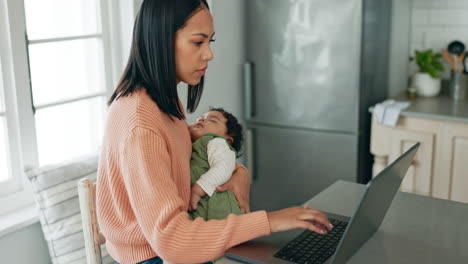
[189,183,206,210]
[189,192,202,211]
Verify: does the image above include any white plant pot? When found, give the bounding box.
[412,72,441,97]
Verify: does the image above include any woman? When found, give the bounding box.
[96,1,333,264]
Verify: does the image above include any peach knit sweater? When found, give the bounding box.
[96,89,271,264]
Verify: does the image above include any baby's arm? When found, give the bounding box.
[192,138,236,203]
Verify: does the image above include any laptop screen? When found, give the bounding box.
[331,143,419,263]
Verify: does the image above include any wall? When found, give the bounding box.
[388,0,468,97]
[388,0,411,97]
[0,223,51,263]
[0,1,247,263]
[409,0,468,78]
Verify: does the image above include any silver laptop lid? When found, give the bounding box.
[331,143,420,263]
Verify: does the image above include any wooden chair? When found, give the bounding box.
[78,178,106,264]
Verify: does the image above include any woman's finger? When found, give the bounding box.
[297,210,333,230]
[238,198,248,214]
[216,184,229,192]
[239,203,250,214]
[244,203,251,213]
[301,221,328,235]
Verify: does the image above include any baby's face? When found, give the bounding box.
[188,111,229,142]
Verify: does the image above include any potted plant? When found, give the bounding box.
[412,49,445,97]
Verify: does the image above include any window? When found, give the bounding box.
[0,57,16,195]
[24,0,111,166]
[0,0,124,215]
[0,61,8,183]
[0,0,25,202]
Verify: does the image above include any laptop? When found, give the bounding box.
[226,143,420,264]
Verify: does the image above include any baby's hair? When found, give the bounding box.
[209,107,243,156]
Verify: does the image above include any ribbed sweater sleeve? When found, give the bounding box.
[120,127,271,263]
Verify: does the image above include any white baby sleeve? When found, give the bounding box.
[196,138,236,197]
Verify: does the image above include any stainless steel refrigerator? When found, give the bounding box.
[243,0,391,211]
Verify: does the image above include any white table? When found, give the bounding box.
[220,180,468,263]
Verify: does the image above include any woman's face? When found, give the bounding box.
[175,7,215,85]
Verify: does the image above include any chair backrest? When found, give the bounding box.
[78,178,106,264]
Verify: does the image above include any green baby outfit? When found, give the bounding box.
[188,133,242,220]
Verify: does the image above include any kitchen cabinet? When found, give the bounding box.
[370,113,468,203]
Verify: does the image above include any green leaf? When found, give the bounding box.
[428,68,439,78]
[414,49,444,74]
[424,53,432,65]
[433,61,444,71]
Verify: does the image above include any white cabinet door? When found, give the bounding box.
[371,114,468,203]
[388,129,435,196]
[435,123,468,203]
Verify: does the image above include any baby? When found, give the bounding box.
[187,107,243,221]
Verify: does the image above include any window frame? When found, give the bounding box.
[0,0,34,209]
[0,0,126,216]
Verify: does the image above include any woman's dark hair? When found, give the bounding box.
[209,107,244,156]
[108,0,210,120]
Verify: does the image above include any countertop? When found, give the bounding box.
[370,95,468,124]
[221,180,468,263]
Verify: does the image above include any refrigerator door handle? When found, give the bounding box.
[243,62,255,120]
[246,128,257,181]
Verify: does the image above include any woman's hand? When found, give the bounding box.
[267,205,333,235]
[216,164,251,213]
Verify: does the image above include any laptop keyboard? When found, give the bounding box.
[274,218,348,264]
